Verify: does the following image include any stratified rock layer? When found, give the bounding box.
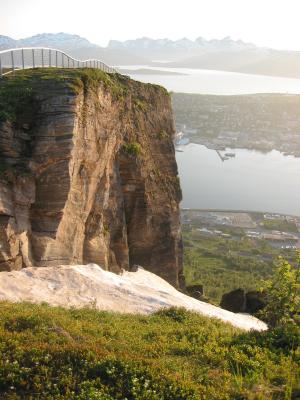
[0,69,184,288]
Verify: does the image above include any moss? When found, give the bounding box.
[0,68,170,127]
[0,69,130,125]
[133,98,148,112]
[157,130,169,140]
[103,223,110,236]
[122,142,142,157]
[0,81,34,123]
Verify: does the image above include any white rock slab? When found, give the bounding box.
[0,264,267,331]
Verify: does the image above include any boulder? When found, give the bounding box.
[220,288,246,313]
[245,291,267,314]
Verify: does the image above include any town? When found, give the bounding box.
[172,93,300,156]
[182,209,300,249]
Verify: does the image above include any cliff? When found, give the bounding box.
[0,69,184,288]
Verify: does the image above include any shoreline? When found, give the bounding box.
[180,208,300,220]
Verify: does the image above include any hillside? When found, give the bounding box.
[0,302,299,399]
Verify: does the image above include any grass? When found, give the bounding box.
[262,219,299,233]
[0,69,130,125]
[0,68,152,127]
[182,227,296,304]
[0,302,299,399]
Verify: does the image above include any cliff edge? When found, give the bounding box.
[0,69,184,288]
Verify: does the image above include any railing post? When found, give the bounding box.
[11,50,15,74]
[21,49,25,69]
[0,48,118,77]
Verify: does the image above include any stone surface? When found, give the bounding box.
[220,288,246,313]
[0,70,184,288]
[186,284,204,300]
[245,290,267,314]
[220,288,267,314]
[0,264,268,331]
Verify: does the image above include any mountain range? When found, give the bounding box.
[1,33,300,79]
[108,36,257,61]
[0,33,147,65]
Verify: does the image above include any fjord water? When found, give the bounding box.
[124,66,300,94]
[176,144,300,216]
[124,66,300,215]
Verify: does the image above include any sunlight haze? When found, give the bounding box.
[1,0,300,50]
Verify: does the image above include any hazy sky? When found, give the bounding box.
[1,0,300,50]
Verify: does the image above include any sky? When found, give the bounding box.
[1,0,300,50]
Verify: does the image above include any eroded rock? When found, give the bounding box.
[0,70,184,288]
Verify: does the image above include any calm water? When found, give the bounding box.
[122,66,300,95]
[176,144,300,216]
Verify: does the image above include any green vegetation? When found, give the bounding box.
[0,77,35,123]
[0,69,131,126]
[262,219,299,233]
[134,98,148,112]
[259,255,300,328]
[123,142,142,157]
[0,302,299,399]
[182,228,296,303]
[157,130,169,140]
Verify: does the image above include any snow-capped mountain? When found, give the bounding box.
[17,33,99,50]
[0,33,98,51]
[0,35,17,50]
[1,33,300,79]
[0,33,148,65]
[108,36,257,61]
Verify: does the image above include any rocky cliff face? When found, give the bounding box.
[0,69,184,288]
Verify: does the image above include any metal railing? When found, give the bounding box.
[0,47,118,77]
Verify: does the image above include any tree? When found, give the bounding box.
[259,254,300,328]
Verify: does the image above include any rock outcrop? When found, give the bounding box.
[0,69,184,288]
[220,288,246,313]
[220,288,267,314]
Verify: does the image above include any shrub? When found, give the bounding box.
[258,255,300,328]
[123,142,141,157]
[0,302,298,399]
[154,307,191,323]
[4,315,50,332]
